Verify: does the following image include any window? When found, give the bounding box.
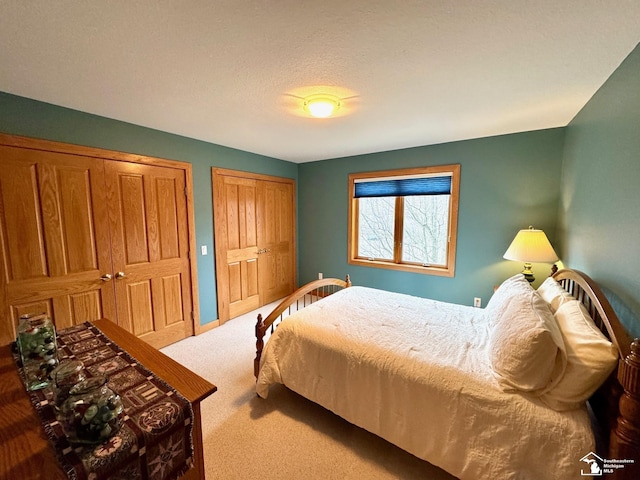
[348,164,460,276]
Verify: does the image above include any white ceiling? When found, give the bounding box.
[1,1,640,163]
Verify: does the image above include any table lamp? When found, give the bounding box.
[503,226,559,282]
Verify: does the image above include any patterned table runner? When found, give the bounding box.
[15,321,194,480]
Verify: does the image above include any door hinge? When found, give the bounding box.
[184,187,188,197]
[190,311,194,321]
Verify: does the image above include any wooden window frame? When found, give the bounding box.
[348,164,460,277]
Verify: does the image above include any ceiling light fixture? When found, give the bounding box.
[303,94,341,118]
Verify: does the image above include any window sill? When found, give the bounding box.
[348,258,455,277]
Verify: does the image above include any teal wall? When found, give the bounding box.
[559,42,640,337]
[298,128,566,306]
[0,92,298,326]
[4,40,639,336]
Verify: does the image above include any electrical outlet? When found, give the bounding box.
[473,297,482,308]
[201,245,208,255]
[318,272,323,279]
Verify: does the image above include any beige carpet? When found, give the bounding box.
[161,302,457,480]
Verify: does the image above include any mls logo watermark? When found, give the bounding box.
[580,452,604,476]
[580,451,635,476]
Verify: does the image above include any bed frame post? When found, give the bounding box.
[254,275,352,379]
[611,339,640,479]
[255,313,265,379]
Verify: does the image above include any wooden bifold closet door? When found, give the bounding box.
[105,161,194,348]
[0,136,197,348]
[212,168,296,324]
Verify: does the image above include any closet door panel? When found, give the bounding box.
[159,274,184,326]
[55,167,102,273]
[156,177,181,259]
[64,291,104,327]
[0,147,116,344]
[258,181,295,304]
[126,280,154,337]
[118,173,150,264]
[227,262,242,303]
[213,169,295,323]
[0,161,47,280]
[106,161,193,348]
[214,175,260,321]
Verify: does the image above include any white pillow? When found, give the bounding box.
[540,300,619,411]
[537,277,575,313]
[490,289,567,393]
[486,273,534,323]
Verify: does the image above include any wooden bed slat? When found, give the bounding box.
[254,275,351,377]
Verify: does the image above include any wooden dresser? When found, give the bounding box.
[0,318,216,480]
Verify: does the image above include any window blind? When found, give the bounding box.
[354,175,452,198]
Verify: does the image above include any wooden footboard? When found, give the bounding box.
[613,340,640,479]
[254,275,351,378]
[554,269,640,478]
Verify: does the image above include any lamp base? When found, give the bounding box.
[522,263,535,283]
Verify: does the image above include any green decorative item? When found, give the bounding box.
[51,360,86,408]
[57,375,124,444]
[16,314,58,391]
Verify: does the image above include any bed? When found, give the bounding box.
[254,269,640,480]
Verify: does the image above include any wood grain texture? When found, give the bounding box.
[611,340,640,479]
[258,180,295,304]
[0,319,216,480]
[105,157,194,348]
[93,318,217,480]
[214,173,261,322]
[157,177,180,260]
[0,146,116,344]
[0,133,194,171]
[212,168,295,324]
[0,159,47,281]
[0,343,67,480]
[0,133,200,348]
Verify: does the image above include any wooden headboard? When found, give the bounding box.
[553,269,640,478]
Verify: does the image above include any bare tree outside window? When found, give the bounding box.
[348,164,460,277]
[358,197,395,259]
[357,195,450,265]
[401,195,450,265]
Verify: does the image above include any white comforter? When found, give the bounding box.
[257,287,595,480]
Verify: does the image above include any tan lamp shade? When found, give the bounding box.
[503,226,559,263]
[503,226,559,282]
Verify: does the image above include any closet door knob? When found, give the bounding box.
[100,273,113,281]
[115,271,126,279]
